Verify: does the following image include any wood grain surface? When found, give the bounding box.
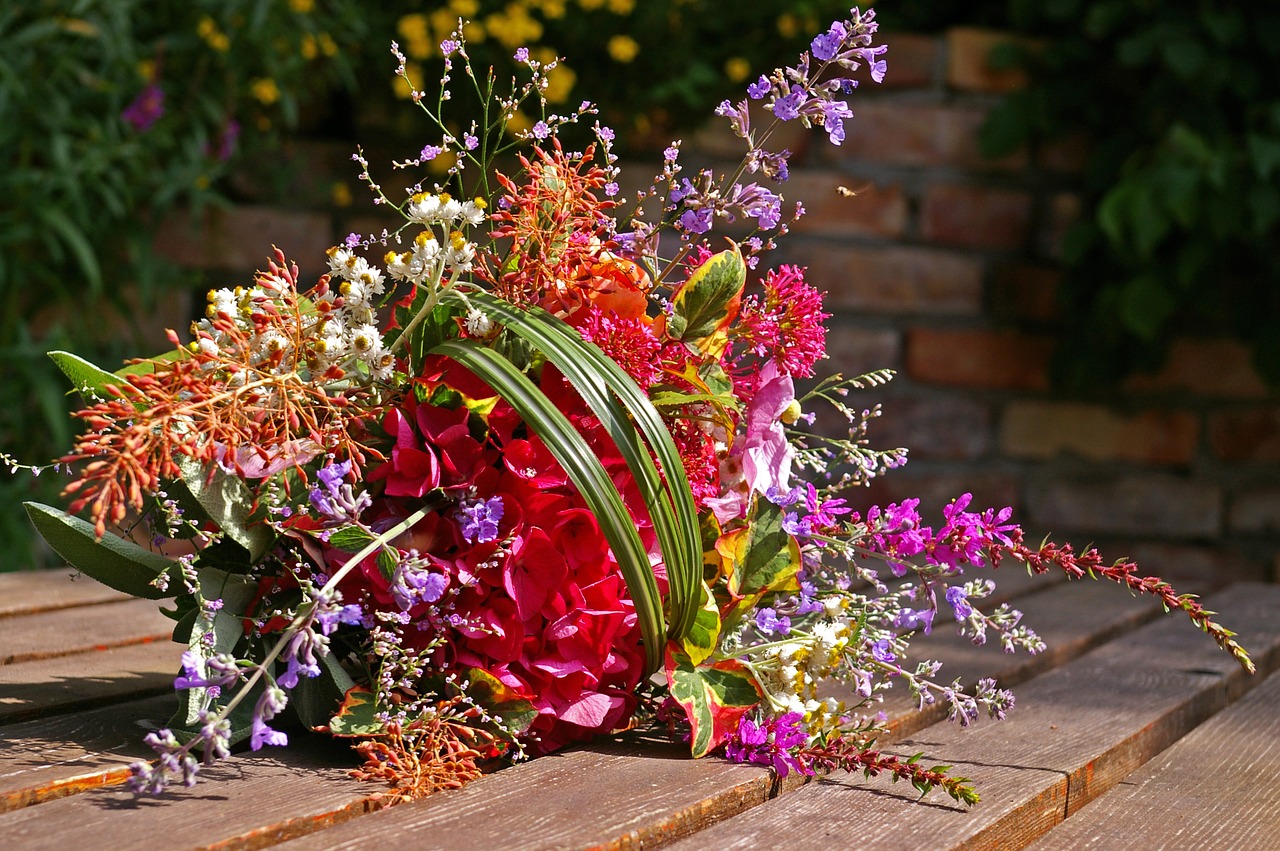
[0,598,174,666]
[0,740,377,851]
[660,583,1280,851]
[1026,665,1280,850]
[0,570,126,618]
[0,642,179,724]
[0,695,174,811]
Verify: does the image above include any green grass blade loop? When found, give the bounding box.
[430,338,667,675]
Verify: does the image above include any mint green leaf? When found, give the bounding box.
[24,501,178,599]
[325,525,378,553]
[175,457,275,562]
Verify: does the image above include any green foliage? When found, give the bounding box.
[23,501,179,598]
[2,0,372,569]
[976,2,1280,388]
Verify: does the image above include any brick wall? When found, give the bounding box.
[152,27,1279,586]
[769,27,1279,586]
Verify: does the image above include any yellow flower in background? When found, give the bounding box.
[301,34,318,60]
[427,149,458,175]
[544,62,576,103]
[776,13,799,38]
[137,59,156,81]
[485,5,543,49]
[724,56,750,82]
[607,0,635,14]
[399,14,433,60]
[506,110,533,136]
[319,33,338,57]
[430,9,485,45]
[331,182,353,208]
[251,78,280,105]
[607,34,639,63]
[197,16,230,52]
[533,0,568,19]
[448,0,480,16]
[288,0,314,13]
[394,62,423,99]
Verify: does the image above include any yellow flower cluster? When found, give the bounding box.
[393,0,643,102]
[197,16,230,53]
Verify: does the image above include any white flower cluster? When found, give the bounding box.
[192,255,394,385]
[753,616,853,727]
[319,248,394,382]
[384,191,485,287]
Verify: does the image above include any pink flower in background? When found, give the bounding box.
[122,83,165,132]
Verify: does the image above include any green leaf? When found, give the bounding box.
[430,338,667,674]
[47,350,125,402]
[173,567,260,726]
[174,457,275,562]
[680,580,722,667]
[447,293,702,647]
[464,667,538,739]
[1247,133,1280,181]
[725,499,802,599]
[325,525,378,553]
[24,501,178,599]
[1118,274,1177,341]
[666,247,747,350]
[376,548,399,584]
[326,686,382,737]
[665,644,762,758]
[38,207,101,294]
[292,650,358,730]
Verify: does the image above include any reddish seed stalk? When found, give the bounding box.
[999,530,1255,674]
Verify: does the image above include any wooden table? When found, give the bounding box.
[2,567,1278,850]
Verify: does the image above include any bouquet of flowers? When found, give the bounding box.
[19,7,1252,806]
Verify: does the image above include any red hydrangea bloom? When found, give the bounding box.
[327,363,650,755]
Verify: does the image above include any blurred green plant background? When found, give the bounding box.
[6,0,1279,569]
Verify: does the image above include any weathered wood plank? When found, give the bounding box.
[0,695,174,812]
[0,570,127,618]
[660,582,1280,851]
[0,598,174,666]
[0,642,179,725]
[0,738,380,851]
[277,734,773,851]
[1028,666,1280,850]
[274,581,1182,851]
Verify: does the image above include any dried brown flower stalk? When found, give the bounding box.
[350,714,493,804]
[60,250,389,537]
